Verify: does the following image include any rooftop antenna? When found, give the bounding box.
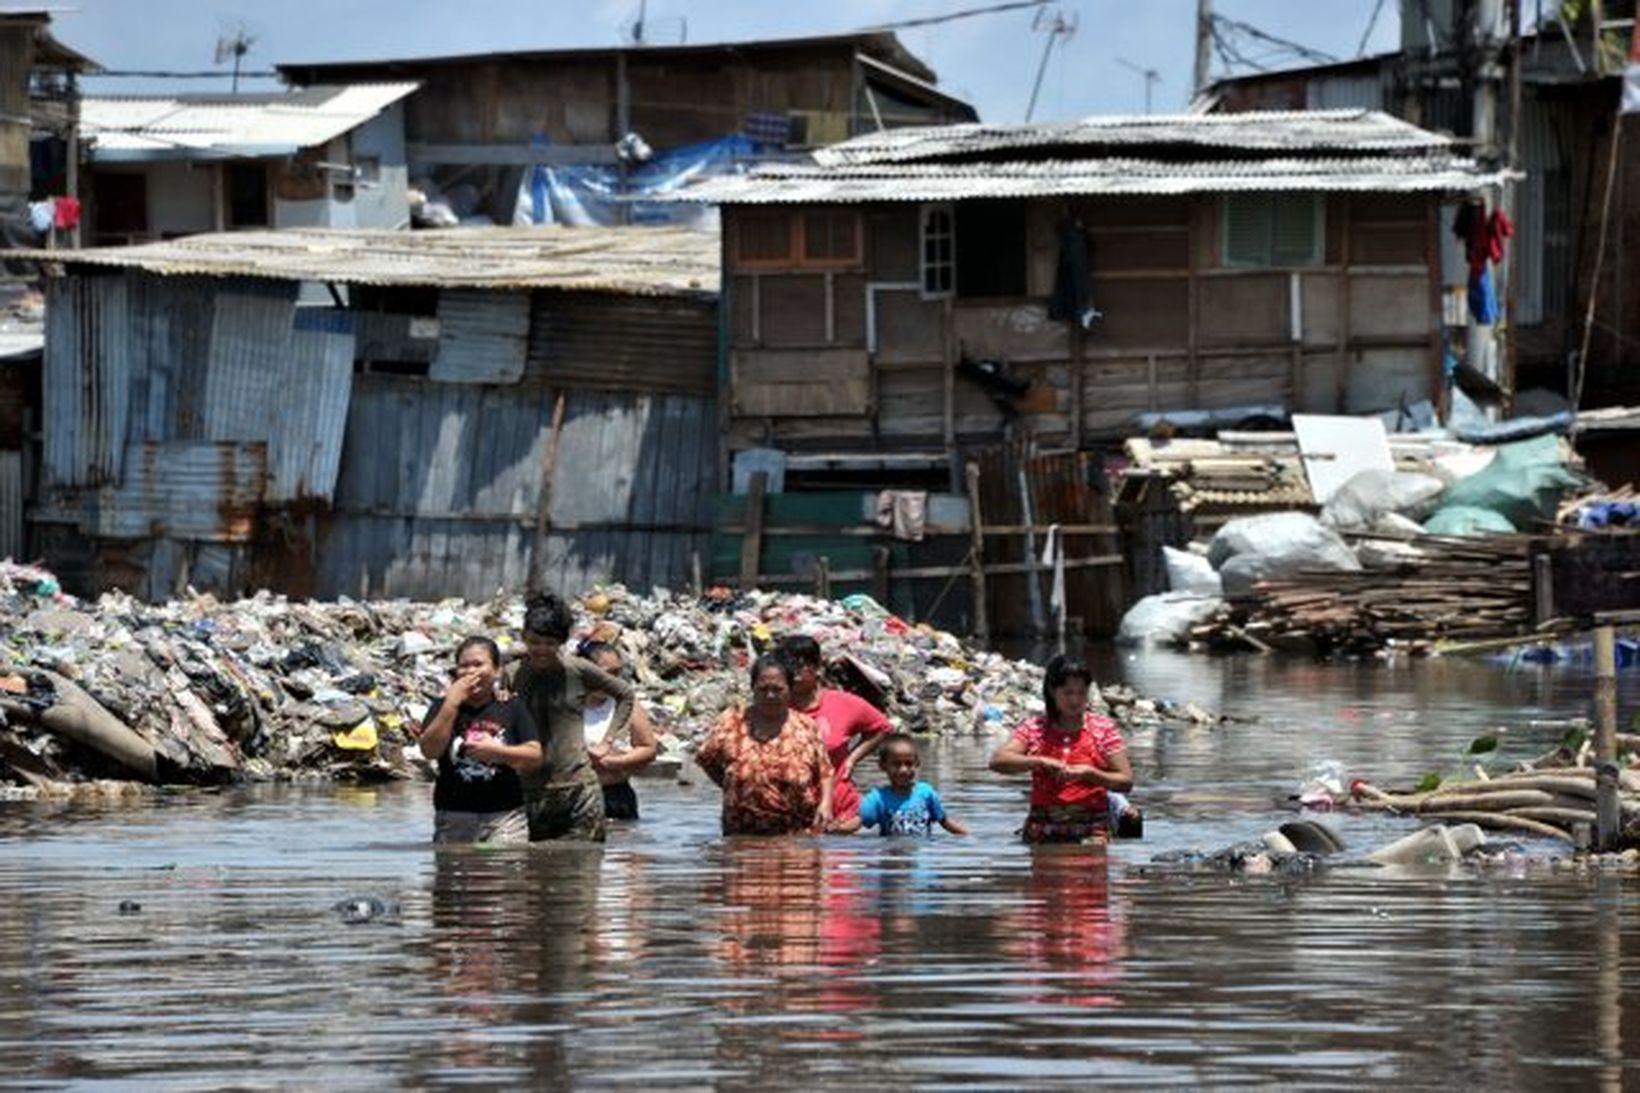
[1115,57,1162,114]
[213,23,256,93]
[622,1,686,46]
[1025,6,1077,122]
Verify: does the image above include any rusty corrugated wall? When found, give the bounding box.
[83,441,268,541]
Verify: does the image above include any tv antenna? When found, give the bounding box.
[623,0,686,45]
[1025,6,1077,122]
[1116,57,1163,114]
[213,23,256,92]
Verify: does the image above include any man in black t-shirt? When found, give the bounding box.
[417,636,543,843]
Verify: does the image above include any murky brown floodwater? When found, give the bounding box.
[4,650,1640,1087]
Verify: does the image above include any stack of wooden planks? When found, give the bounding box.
[1192,533,1535,654]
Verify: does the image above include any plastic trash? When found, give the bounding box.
[1206,512,1362,579]
[1164,546,1221,595]
[1116,592,1223,648]
[1320,469,1446,531]
[1422,505,1516,536]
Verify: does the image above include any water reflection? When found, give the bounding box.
[997,847,1126,1008]
[5,654,1640,1084]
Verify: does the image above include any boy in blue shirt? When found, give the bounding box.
[843,733,968,837]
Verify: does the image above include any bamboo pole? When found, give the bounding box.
[1595,625,1621,850]
[965,460,989,647]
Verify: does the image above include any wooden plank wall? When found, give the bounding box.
[725,194,1436,453]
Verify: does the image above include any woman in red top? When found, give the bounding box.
[990,654,1133,844]
[778,635,892,827]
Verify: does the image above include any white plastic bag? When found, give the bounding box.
[1116,592,1222,648]
[1164,546,1222,595]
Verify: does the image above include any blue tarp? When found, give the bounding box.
[517,135,758,229]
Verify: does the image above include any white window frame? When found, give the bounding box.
[919,202,956,299]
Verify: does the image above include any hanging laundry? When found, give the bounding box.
[52,196,80,231]
[1467,264,1500,325]
[1454,202,1513,277]
[28,200,53,235]
[873,490,928,542]
[1047,220,1101,330]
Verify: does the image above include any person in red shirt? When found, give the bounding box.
[778,635,892,828]
[990,654,1135,844]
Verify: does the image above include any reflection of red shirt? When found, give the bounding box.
[1011,713,1126,811]
[798,689,891,819]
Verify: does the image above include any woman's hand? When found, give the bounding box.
[444,672,478,706]
[461,736,505,765]
[812,801,834,834]
[1034,755,1069,779]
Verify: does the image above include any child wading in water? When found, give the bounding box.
[841,733,968,837]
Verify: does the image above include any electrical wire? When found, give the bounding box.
[859,0,1051,33]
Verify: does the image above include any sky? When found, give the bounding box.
[48,0,1409,121]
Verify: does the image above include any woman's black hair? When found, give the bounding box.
[455,635,502,668]
[577,639,616,661]
[1042,654,1094,723]
[776,634,822,670]
[523,591,573,640]
[749,652,792,690]
[578,640,631,681]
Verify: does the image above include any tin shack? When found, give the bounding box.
[15,226,719,601]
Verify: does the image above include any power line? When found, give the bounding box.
[861,0,1051,34]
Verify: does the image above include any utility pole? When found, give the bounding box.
[1194,0,1214,94]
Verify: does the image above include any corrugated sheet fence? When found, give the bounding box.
[318,377,718,600]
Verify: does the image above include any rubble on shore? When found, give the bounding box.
[0,563,1211,795]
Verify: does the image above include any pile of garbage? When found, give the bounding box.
[1119,430,1592,654]
[0,563,1206,795]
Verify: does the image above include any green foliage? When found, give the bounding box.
[1467,735,1499,756]
[1414,771,1443,794]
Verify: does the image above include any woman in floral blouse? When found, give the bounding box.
[695,654,833,836]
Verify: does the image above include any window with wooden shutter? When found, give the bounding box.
[1222,194,1322,267]
[736,211,795,267]
[801,210,862,266]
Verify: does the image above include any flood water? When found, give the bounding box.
[4,650,1640,1087]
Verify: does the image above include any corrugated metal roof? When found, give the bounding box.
[812,110,1450,166]
[80,83,419,162]
[11,227,720,297]
[679,155,1515,204]
[277,30,942,86]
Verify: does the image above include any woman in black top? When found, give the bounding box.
[418,635,544,844]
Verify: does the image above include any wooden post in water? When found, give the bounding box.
[528,389,568,594]
[815,555,831,600]
[965,461,990,646]
[738,471,768,591]
[1594,625,1621,852]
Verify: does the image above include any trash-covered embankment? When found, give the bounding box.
[0,565,1211,797]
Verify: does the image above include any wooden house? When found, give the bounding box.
[675,109,1508,637]
[274,32,976,223]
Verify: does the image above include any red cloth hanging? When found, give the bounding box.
[52,196,81,230]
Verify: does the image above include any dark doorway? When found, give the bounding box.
[955,200,1027,299]
[91,172,147,244]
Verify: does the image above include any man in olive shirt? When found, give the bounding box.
[509,592,633,842]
